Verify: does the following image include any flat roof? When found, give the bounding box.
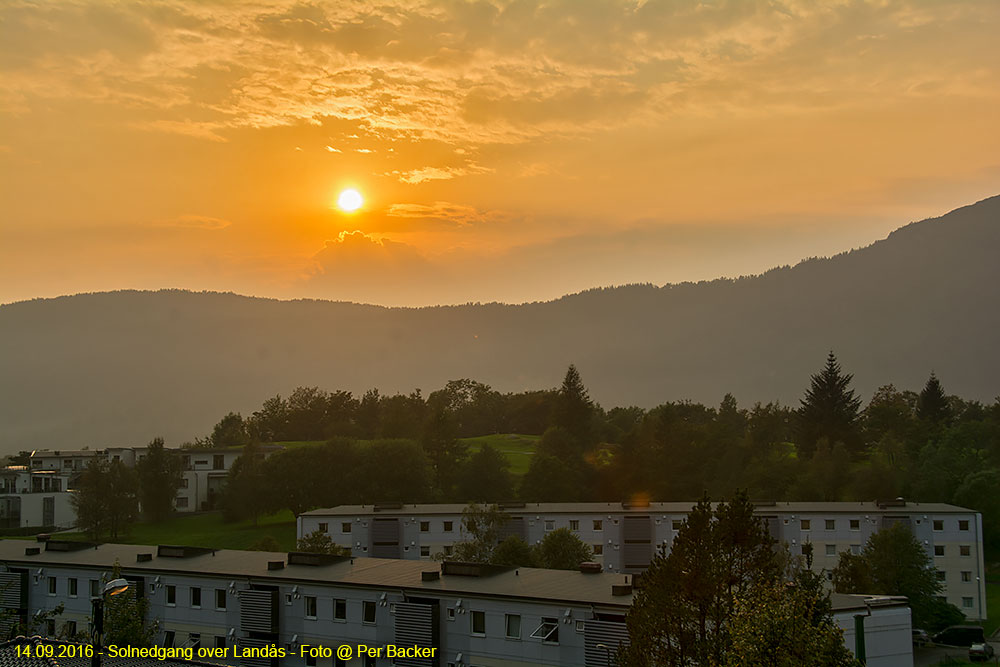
[300,500,975,517]
[0,540,633,609]
[830,593,910,613]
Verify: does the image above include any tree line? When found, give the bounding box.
[215,355,1000,547]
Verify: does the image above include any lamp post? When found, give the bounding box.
[596,642,612,667]
[91,578,129,667]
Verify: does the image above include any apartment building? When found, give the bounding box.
[23,445,281,518]
[0,467,76,530]
[0,539,911,667]
[298,500,987,622]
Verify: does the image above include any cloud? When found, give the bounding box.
[386,202,511,227]
[4,0,994,153]
[156,214,232,230]
[394,163,493,184]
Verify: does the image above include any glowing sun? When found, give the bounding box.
[337,188,363,212]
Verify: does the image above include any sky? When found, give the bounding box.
[1,0,998,307]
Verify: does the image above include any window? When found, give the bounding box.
[933,519,944,531]
[420,546,430,557]
[90,580,99,597]
[961,545,971,556]
[962,571,973,583]
[213,454,225,470]
[305,652,317,667]
[342,522,352,533]
[444,521,453,532]
[825,519,835,530]
[850,545,861,555]
[447,607,456,621]
[216,589,227,610]
[593,543,603,555]
[594,520,603,531]
[530,618,559,643]
[801,519,811,530]
[471,610,486,635]
[443,545,453,556]
[48,577,56,595]
[163,631,175,648]
[68,578,77,597]
[569,520,579,531]
[180,478,189,488]
[363,600,376,624]
[850,519,860,530]
[176,497,188,508]
[63,459,72,468]
[189,634,200,650]
[191,587,201,608]
[215,637,226,650]
[420,521,430,532]
[959,520,970,531]
[318,522,328,532]
[334,598,346,620]
[936,570,946,582]
[166,585,176,606]
[825,544,836,557]
[934,545,945,557]
[963,597,974,608]
[505,613,521,639]
[576,620,585,633]
[305,596,317,619]
[195,459,208,466]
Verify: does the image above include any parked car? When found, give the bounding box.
[933,625,986,647]
[912,629,931,646]
[969,642,995,662]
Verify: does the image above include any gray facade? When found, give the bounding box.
[299,500,987,621]
[0,540,634,667]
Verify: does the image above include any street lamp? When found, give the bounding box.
[596,642,612,666]
[91,578,129,667]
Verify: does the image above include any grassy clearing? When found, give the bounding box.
[462,434,539,476]
[54,511,297,551]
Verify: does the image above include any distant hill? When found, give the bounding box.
[1,195,998,453]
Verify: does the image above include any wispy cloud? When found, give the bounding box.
[156,214,232,230]
[394,163,493,184]
[387,201,511,226]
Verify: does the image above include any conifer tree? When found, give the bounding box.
[553,364,595,446]
[796,351,863,457]
[917,372,952,427]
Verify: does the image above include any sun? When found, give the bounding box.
[337,188,363,212]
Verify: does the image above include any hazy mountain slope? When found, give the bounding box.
[1,195,998,452]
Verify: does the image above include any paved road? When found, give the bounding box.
[913,642,998,666]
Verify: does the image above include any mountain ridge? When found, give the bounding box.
[1,195,997,452]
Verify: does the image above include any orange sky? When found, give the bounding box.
[1,0,998,306]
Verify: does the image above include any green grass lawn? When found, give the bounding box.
[53,511,297,551]
[985,578,1000,637]
[461,434,539,476]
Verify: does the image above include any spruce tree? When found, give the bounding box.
[552,364,594,446]
[796,351,863,457]
[917,372,952,427]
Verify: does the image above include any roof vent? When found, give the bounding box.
[287,552,348,567]
[498,502,526,509]
[579,562,602,574]
[441,562,513,578]
[157,545,215,558]
[267,560,285,570]
[421,571,440,582]
[136,553,153,562]
[24,547,40,556]
[44,540,97,552]
[611,584,633,596]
